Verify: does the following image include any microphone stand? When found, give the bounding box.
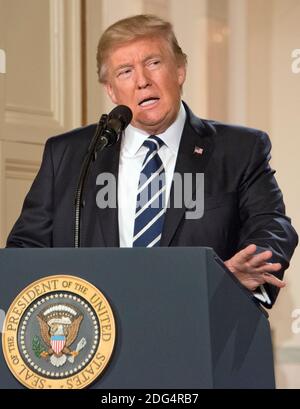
[74,114,110,248]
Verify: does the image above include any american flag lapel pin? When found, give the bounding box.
[193,146,204,155]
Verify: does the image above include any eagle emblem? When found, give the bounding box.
[36,303,86,367]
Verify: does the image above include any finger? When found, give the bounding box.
[248,250,273,268]
[236,274,268,290]
[235,244,257,263]
[262,272,286,288]
[256,262,282,274]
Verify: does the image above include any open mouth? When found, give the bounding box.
[138,97,160,107]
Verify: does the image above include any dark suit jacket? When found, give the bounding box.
[6,103,298,305]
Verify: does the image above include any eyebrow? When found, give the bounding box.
[142,54,162,62]
[114,54,162,73]
[114,63,133,73]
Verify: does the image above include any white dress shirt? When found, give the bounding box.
[118,103,186,248]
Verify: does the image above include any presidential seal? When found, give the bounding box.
[2,275,115,389]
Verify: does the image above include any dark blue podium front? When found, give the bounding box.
[0,247,275,389]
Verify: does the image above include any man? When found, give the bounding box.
[6,15,298,307]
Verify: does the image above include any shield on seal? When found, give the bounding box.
[51,335,66,354]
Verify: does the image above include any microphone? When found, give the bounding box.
[101,105,133,146]
[74,104,132,247]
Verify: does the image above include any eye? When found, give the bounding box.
[148,59,161,68]
[117,68,132,78]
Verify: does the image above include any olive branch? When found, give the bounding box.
[32,335,46,358]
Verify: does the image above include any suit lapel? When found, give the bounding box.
[160,105,215,246]
[90,138,121,247]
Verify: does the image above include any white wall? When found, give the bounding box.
[0,0,82,245]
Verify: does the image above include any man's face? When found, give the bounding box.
[104,36,186,135]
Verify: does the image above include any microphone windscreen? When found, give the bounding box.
[108,105,133,129]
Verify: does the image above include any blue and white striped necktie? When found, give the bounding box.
[133,135,166,247]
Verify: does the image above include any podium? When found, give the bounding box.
[0,247,275,389]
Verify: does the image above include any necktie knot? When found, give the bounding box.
[143,135,164,153]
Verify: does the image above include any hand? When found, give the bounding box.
[224,244,285,291]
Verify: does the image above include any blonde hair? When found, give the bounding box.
[97,14,187,83]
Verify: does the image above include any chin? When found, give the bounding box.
[138,112,166,125]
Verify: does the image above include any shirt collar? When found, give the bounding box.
[121,102,186,156]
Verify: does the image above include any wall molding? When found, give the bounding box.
[5,158,40,180]
[50,0,65,127]
[4,0,65,129]
[68,0,82,127]
[3,0,82,142]
[0,48,6,74]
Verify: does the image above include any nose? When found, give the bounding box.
[136,66,151,89]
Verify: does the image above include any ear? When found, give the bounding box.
[177,64,186,87]
[104,82,118,104]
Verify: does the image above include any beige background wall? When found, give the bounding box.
[0,0,82,244]
[0,0,299,388]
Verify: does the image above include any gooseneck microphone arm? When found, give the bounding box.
[74,105,132,248]
[74,114,107,248]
